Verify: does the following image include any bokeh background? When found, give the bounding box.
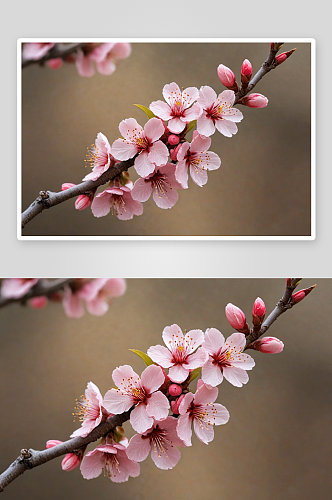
[21,42,312,237]
[0,278,330,500]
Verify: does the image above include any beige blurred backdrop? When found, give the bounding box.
[0,278,330,499]
[21,42,311,237]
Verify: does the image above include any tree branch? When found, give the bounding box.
[245,278,302,348]
[21,158,135,229]
[0,278,73,309]
[0,410,132,492]
[22,43,85,68]
[234,42,284,104]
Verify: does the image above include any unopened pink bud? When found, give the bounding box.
[275,48,296,66]
[62,182,76,191]
[29,296,48,309]
[168,134,180,146]
[170,144,182,162]
[169,384,182,397]
[47,58,63,69]
[61,453,81,472]
[240,93,268,108]
[292,290,306,304]
[171,394,185,415]
[253,297,266,319]
[217,64,236,88]
[46,439,63,449]
[241,59,252,77]
[225,303,246,330]
[75,194,91,211]
[253,337,284,354]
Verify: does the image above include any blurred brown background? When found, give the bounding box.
[21,42,311,237]
[0,278,330,499]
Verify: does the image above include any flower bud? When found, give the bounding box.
[241,59,252,77]
[239,93,268,108]
[275,48,296,66]
[29,296,48,309]
[170,144,182,162]
[61,182,76,191]
[171,394,185,415]
[61,453,81,472]
[47,58,63,69]
[169,384,182,397]
[225,303,246,330]
[291,285,316,304]
[217,64,238,91]
[46,440,63,449]
[252,297,266,320]
[250,337,284,354]
[75,194,92,211]
[168,134,180,146]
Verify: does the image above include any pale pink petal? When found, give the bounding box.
[194,383,218,405]
[179,392,194,414]
[223,366,249,387]
[131,178,153,202]
[141,364,165,393]
[130,403,154,434]
[159,163,183,189]
[210,403,230,425]
[86,381,103,407]
[218,89,236,107]
[147,345,174,367]
[143,117,164,143]
[196,114,216,136]
[189,166,208,187]
[176,412,193,446]
[103,388,134,414]
[229,353,255,370]
[112,43,131,59]
[151,442,181,470]
[182,102,202,121]
[89,43,115,62]
[162,323,184,351]
[184,329,205,352]
[162,82,182,106]
[181,87,199,107]
[201,359,224,387]
[80,448,105,479]
[1,278,38,299]
[215,120,238,137]
[85,298,109,316]
[193,418,215,444]
[203,328,225,354]
[197,151,221,171]
[96,59,116,75]
[175,160,189,189]
[220,107,243,122]
[102,278,126,298]
[76,50,95,77]
[148,141,169,166]
[119,118,143,140]
[112,365,140,389]
[225,332,246,351]
[110,138,138,161]
[177,142,190,162]
[146,391,169,420]
[91,191,112,218]
[167,117,186,134]
[168,364,190,383]
[126,434,151,462]
[23,43,54,60]
[198,86,217,108]
[62,286,85,318]
[152,183,178,209]
[111,450,140,482]
[161,416,187,447]
[134,152,155,177]
[190,133,211,153]
[117,193,143,221]
[186,347,209,369]
[78,278,107,301]
[149,100,172,120]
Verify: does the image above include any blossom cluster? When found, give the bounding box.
[64,55,272,220]
[51,299,285,483]
[0,278,126,318]
[22,42,131,77]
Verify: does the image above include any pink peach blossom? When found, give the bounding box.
[80,443,140,482]
[91,181,143,220]
[111,118,169,177]
[149,82,202,134]
[29,296,48,309]
[175,131,221,189]
[47,58,63,69]
[22,43,54,61]
[131,163,183,209]
[76,43,131,77]
[71,381,106,438]
[46,440,82,471]
[103,364,169,434]
[82,132,112,181]
[177,380,229,446]
[126,417,185,470]
[202,329,255,387]
[197,86,243,137]
[77,278,126,316]
[147,324,208,384]
[1,278,38,299]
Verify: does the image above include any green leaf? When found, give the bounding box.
[187,368,201,384]
[133,104,155,120]
[185,120,197,134]
[129,349,154,367]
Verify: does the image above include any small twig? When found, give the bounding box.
[0,278,73,309]
[22,43,84,68]
[0,410,132,492]
[21,158,135,229]
[234,42,284,104]
[245,278,301,348]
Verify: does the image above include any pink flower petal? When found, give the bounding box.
[110,449,140,482]
[141,364,165,393]
[198,86,217,108]
[229,353,256,370]
[76,50,95,77]
[131,178,153,202]
[181,87,200,107]
[218,89,236,107]
[189,165,208,187]
[102,278,126,297]
[149,100,172,121]
[134,152,155,177]
[167,117,186,134]
[112,365,140,389]
[194,382,218,405]
[103,388,134,414]
[112,43,131,59]
[215,120,238,137]
[146,391,169,421]
[151,441,181,470]
[225,332,246,351]
[179,392,194,415]
[148,140,169,166]
[147,345,174,368]
[91,191,112,218]
[184,329,205,354]
[117,193,143,220]
[203,328,225,354]
[211,403,230,425]
[130,403,154,434]
[186,347,209,369]
[177,142,190,162]
[193,417,215,444]
[143,117,164,143]
[182,102,202,121]
[176,411,193,446]
[96,59,116,75]
[162,323,184,350]
[162,82,182,106]
[110,138,138,161]
[168,363,190,383]
[175,160,189,189]
[222,366,249,387]
[190,133,211,153]
[196,114,216,137]
[85,298,109,316]
[80,448,105,479]
[152,182,178,209]
[201,359,224,386]
[126,434,151,462]
[62,287,85,318]
[119,118,143,140]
